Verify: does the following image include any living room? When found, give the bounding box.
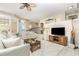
[0,3,79,56]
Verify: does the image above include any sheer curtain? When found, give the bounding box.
[19,20,27,39]
[19,20,26,33]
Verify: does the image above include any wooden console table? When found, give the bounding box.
[49,35,67,46]
[24,38,41,52]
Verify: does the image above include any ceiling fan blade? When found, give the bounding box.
[20,3,36,11]
[29,3,36,7]
[26,6,32,11]
[20,5,25,9]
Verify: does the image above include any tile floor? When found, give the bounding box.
[30,40,79,56]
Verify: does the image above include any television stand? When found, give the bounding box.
[49,35,67,46]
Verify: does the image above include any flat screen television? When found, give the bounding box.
[51,27,65,35]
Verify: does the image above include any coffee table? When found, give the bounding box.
[24,38,41,52]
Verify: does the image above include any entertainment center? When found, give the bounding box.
[49,35,67,46]
[49,27,67,46]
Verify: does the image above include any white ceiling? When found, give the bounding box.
[0,3,72,22]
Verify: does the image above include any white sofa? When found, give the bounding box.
[0,44,30,56]
[0,35,30,56]
[0,31,43,56]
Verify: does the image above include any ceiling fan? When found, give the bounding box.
[19,3,36,11]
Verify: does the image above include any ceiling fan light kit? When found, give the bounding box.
[20,3,36,11]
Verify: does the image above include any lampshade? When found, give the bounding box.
[29,24,32,29]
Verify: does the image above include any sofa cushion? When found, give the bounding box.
[1,37,23,48]
[0,40,4,49]
[0,44,30,56]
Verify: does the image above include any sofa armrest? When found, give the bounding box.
[0,44,30,56]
